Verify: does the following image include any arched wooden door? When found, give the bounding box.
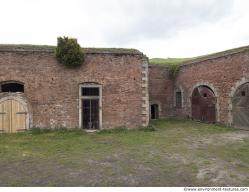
[0,99,28,133]
[232,83,249,129]
[191,86,216,123]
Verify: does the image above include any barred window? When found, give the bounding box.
[176,91,182,108]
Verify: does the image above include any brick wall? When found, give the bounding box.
[175,50,249,126]
[0,50,148,129]
[148,65,174,118]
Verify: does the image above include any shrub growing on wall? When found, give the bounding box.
[169,64,180,80]
[56,37,85,68]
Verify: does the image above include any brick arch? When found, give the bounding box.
[228,77,249,126]
[0,80,25,85]
[188,82,220,122]
[80,82,101,85]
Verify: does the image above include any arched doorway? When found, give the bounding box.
[0,99,28,133]
[150,104,159,120]
[232,82,249,129]
[191,85,216,123]
[0,81,29,133]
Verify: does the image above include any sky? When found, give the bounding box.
[0,0,249,58]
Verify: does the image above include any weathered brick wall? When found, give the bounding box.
[148,65,174,118]
[0,50,148,129]
[175,50,249,126]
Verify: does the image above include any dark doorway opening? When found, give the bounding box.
[191,85,216,123]
[151,104,159,120]
[82,99,99,129]
[1,83,24,93]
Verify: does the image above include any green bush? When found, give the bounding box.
[55,36,85,68]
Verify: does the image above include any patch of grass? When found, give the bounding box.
[28,128,53,135]
[139,124,156,132]
[28,127,85,135]
[0,119,248,186]
[97,127,129,134]
[98,125,156,135]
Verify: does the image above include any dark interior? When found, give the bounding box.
[151,104,159,120]
[1,83,24,93]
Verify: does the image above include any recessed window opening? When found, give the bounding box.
[241,91,246,96]
[176,91,182,108]
[1,83,24,93]
[82,87,99,96]
[203,93,207,98]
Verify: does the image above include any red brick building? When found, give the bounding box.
[1,44,249,132]
[149,45,249,130]
[0,45,149,132]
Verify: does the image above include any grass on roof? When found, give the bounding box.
[0,44,142,54]
[149,58,194,65]
[0,44,56,50]
[149,45,249,66]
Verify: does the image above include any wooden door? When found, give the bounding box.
[232,83,249,129]
[11,100,27,132]
[0,99,27,133]
[191,86,216,123]
[0,100,11,133]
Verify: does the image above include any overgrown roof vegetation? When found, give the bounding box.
[1,43,249,59]
[149,57,193,65]
[149,44,249,66]
[0,44,55,50]
[0,44,142,55]
[84,48,142,54]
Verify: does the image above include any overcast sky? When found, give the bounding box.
[0,0,249,58]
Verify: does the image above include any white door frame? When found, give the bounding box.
[79,84,102,129]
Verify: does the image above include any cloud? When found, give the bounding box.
[0,0,248,58]
[100,0,234,44]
